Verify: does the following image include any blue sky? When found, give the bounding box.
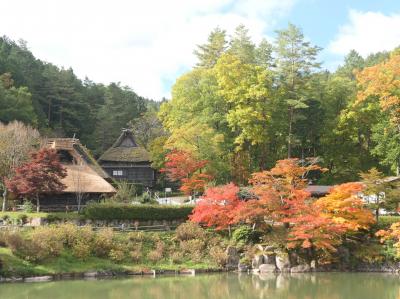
[0,0,400,100]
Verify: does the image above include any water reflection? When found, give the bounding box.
[0,272,399,299]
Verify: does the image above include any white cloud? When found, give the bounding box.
[0,0,295,100]
[329,10,400,57]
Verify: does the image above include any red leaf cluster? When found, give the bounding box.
[5,148,67,198]
[161,150,212,195]
[189,183,243,230]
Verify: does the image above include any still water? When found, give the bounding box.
[0,273,399,299]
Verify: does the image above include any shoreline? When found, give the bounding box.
[1,267,399,284]
[0,268,224,283]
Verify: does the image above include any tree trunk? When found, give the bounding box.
[36,194,40,213]
[288,107,293,158]
[375,195,380,223]
[2,188,7,212]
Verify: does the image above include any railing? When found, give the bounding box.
[0,223,178,232]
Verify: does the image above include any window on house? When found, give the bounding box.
[112,170,123,176]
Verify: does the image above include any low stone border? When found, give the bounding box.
[0,268,224,283]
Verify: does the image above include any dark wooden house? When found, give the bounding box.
[98,130,156,187]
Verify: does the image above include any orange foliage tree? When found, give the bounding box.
[161,150,213,195]
[189,183,243,230]
[236,158,324,225]
[315,182,375,232]
[286,205,346,254]
[356,53,400,130]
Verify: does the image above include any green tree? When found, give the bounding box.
[274,23,321,158]
[194,27,227,68]
[0,73,37,125]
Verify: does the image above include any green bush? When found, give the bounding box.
[22,200,34,213]
[232,225,262,244]
[16,214,28,225]
[376,216,400,230]
[83,203,194,221]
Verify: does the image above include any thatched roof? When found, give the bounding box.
[47,138,116,194]
[98,130,150,163]
[62,165,116,193]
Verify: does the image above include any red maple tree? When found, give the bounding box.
[161,150,212,195]
[5,148,67,212]
[190,183,243,230]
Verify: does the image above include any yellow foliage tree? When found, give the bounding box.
[356,53,400,131]
[315,182,375,232]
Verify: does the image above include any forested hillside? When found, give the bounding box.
[157,24,400,185]
[0,36,157,156]
[1,23,400,186]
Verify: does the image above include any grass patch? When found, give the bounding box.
[0,247,217,277]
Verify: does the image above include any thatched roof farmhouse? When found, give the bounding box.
[98,129,156,187]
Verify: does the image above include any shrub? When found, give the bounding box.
[109,249,126,263]
[0,231,8,247]
[170,251,184,264]
[84,203,193,221]
[232,226,262,244]
[4,232,24,252]
[30,227,64,257]
[147,250,163,263]
[175,222,206,241]
[22,200,34,213]
[6,229,63,262]
[72,241,91,260]
[93,228,115,257]
[128,231,146,243]
[130,249,142,263]
[111,181,137,203]
[147,241,165,263]
[17,214,28,225]
[180,239,205,262]
[209,246,227,267]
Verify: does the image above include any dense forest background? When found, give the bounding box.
[0,36,159,156]
[1,23,399,185]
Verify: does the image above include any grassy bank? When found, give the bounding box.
[0,223,227,278]
[0,248,216,278]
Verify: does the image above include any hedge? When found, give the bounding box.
[83,203,194,221]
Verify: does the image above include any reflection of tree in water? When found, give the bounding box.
[0,273,399,299]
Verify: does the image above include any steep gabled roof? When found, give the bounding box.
[47,138,116,194]
[98,130,150,163]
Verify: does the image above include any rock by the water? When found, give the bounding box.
[290,264,311,273]
[24,276,53,282]
[263,253,276,265]
[259,264,277,273]
[276,255,290,272]
[238,263,249,272]
[252,255,264,269]
[225,246,240,269]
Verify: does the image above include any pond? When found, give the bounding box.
[0,273,399,299]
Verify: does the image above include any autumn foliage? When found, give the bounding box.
[5,148,67,211]
[316,182,375,231]
[238,158,325,224]
[356,53,400,127]
[190,158,374,255]
[190,183,243,230]
[376,222,400,258]
[161,150,212,195]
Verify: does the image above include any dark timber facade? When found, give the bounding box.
[98,130,156,187]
